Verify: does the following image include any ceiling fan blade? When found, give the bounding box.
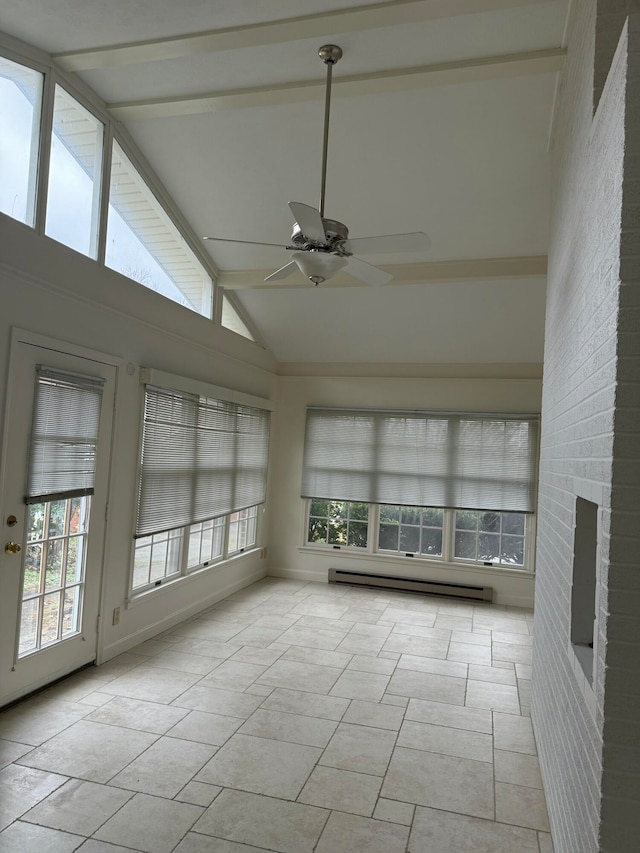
[345,256,393,287]
[203,236,290,248]
[343,232,431,255]
[288,201,327,244]
[264,261,298,282]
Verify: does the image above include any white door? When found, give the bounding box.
[0,340,115,707]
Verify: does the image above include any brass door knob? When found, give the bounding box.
[4,542,21,554]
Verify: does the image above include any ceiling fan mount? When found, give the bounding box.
[203,43,430,286]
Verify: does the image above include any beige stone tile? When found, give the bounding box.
[494,712,537,755]
[0,739,32,769]
[492,642,533,665]
[170,684,264,718]
[261,687,349,721]
[174,781,222,807]
[224,625,285,648]
[496,781,550,831]
[494,749,543,788]
[538,831,555,852]
[296,614,355,632]
[109,736,215,797]
[174,834,266,853]
[330,669,390,702]
[405,697,492,733]
[380,609,437,627]
[0,822,84,852]
[451,630,492,646]
[468,664,517,686]
[199,660,267,692]
[465,679,520,713]
[381,746,494,818]
[448,641,492,665]
[94,793,203,853]
[256,659,343,694]
[347,654,396,675]
[238,708,338,747]
[387,668,466,705]
[434,615,474,632]
[492,630,533,646]
[298,765,382,816]
[388,623,450,640]
[349,622,393,638]
[516,663,533,680]
[193,788,328,853]
[336,633,386,655]
[166,710,242,745]
[397,653,468,679]
[195,733,322,798]
[398,720,492,762]
[342,699,405,731]
[22,778,133,835]
[373,797,415,825]
[16,720,157,783]
[0,765,67,830]
[382,633,450,658]
[98,666,202,704]
[320,723,396,776]
[381,693,409,707]
[315,810,409,853]
[0,699,89,746]
[289,601,351,619]
[167,638,241,659]
[144,649,224,675]
[408,805,539,852]
[87,696,189,734]
[282,645,352,668]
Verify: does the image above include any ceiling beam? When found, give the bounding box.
[218,256,548,290]
[55,0,559,72]
[108,48,565,121]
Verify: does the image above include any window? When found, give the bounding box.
[106,140,213,317]
[302,407,538,571]
[0,56,42,225]
[379,505,444,557]
[308,500,369,549]
[132,505,261,593]
[228,506,259,555]
[454,510,525,566]
[222,294,255,341]
[305,501,532,569]
[45,85,103,257]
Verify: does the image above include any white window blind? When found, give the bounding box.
[26,366,105,504]
[136,385,270,537]
[302,408,538,513]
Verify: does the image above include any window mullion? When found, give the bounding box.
[33,65,55,235]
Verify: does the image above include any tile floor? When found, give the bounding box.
[0,577,554,852]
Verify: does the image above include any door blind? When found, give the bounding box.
[26,366,105,504]
[302,408,539,513]
[135,384,270,537]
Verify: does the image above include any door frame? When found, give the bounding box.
[0,327,121,701]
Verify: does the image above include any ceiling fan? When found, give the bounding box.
[203,44,431,286]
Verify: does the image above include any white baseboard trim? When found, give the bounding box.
[99,567,267,663]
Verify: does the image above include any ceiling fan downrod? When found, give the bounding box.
[318,44,342,218]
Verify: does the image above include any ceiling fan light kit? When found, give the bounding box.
[203,44,430,287]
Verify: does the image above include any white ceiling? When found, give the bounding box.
[1,0,569,365]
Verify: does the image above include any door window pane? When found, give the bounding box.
[0,57,42,225]
[45,85,104,257]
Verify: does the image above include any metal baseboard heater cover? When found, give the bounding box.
[328,569,493,602]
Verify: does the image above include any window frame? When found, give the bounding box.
[130,503,263,596]
[303,499,535,573]
[0,37,220,323]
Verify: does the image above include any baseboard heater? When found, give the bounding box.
[328,569,493,602]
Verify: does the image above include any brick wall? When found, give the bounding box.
[532,1,629,851]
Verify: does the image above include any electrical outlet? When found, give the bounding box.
[112,607,120,626]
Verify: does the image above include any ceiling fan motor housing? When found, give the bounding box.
[291,218,350,253]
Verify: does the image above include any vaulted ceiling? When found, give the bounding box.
[2,0,569,365]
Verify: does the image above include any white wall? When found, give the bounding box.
[532,4,640,851]
[268,373,542,608]
[0,215,277,668]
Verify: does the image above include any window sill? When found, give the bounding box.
[127,546,261,608]
[298,545,533,579]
